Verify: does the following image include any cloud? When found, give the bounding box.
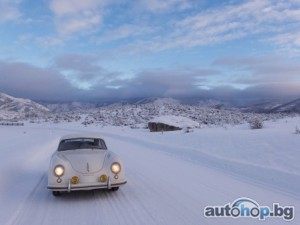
[173,0,299,46]
[49,0,109,16]
[96,24,155,44]
[174,0,300,48]
[49,0,111,36]
[0,0,21,23]
[0,58,220,101]
[0,60,80,101]
[117,0,300,53]
[240,83,300,100]
[138,0,192,12]
[197,83,300,102]
[214,55,300,82]
[54,54,104,89]
[1,55,300,103]
[266,31,300,55]
[118,69,204,98]
[54,59,218,100]
[53,54,123,90]
[58,13,102,36]
[54,54,102,75]
[36,36,64,46]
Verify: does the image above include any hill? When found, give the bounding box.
[0,93,49,120]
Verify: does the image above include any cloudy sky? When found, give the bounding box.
[0,0,300,102]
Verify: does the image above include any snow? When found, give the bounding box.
[0,92,49,114]
[150,115,199,128]
[0,117,299,225]
[1,93,294,133]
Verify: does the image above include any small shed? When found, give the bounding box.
[148,115,199,132]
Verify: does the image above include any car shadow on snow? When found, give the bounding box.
[48,189,121,201]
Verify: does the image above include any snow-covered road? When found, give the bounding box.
[0,122,299,225]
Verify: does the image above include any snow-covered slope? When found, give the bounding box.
[270,98,300,113]
[46,102,96,112]
[0,94,294,127]
[241,98,300,113]
[0,119,299,225]
[241,100,286,113]
[0,92,49,113]
[21,97,290,128]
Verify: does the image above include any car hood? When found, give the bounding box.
[57,149,107,174]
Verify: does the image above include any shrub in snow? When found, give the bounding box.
[249,119,263,129]
[183,127,194,133]
[295,126,300,134]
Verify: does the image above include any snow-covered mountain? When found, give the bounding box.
[0,93,297,126]
[269,98,300,113]
[0,93,49,114]
[40,97,287,128]
[241,98,300,113]
[240,100,286,113]
[46,102,97,112]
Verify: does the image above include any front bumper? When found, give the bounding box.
[48,177,127,192]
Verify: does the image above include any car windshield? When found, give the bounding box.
[58,138,107,151]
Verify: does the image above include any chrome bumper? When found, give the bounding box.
[48,178,127,192]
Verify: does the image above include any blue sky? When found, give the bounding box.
[0,0,300,102]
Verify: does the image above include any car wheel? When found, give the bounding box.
[111,187,119,191]
[52,191,61,196]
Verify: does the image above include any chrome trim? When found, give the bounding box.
[87,162,90,172]
[107,176,111,189]
[68,179,71,192]
[47,181,127,191]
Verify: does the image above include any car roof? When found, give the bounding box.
[59,134,105,141]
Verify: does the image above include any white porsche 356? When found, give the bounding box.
[47,134,127,196]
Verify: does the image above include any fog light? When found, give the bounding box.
[57,178,62,183]
[114,174,119,179]
[100,175,107,182]
[71,176,79,184]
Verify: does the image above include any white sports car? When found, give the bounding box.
[47,134,127,196]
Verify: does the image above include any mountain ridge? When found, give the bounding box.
[1,92,300,114]
[0,92,49,113]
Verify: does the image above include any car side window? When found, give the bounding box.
[99,139,107,149]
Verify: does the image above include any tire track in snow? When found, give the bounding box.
[2,126,298,225]
[106,134,241,200]
[5,174,51,225]
[103,132,297,225]
[101,130,300,199]
[3,135,206,225]
[105,137,210,225]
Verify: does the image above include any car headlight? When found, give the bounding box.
[111,162,121,174]
[54,165,64,177]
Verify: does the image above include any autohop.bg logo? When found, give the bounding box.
[204,197,294,221]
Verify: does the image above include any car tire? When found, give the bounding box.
[52,191,61,196]
[111,187,119,191]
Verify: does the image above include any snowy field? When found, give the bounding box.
[0,117,299,225]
